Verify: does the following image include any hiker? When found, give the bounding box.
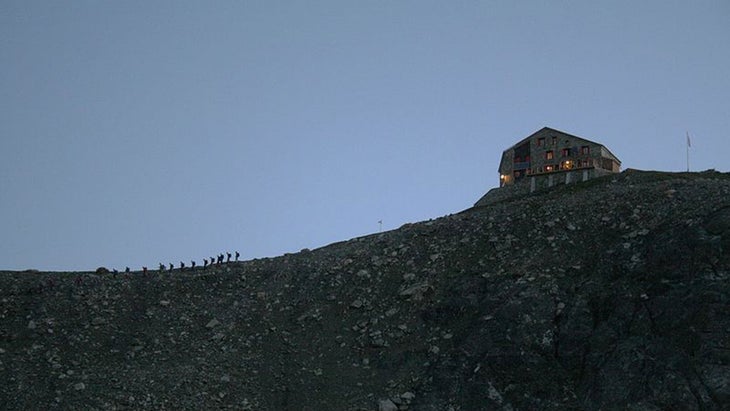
[203,259,208,268]
[235,251,240,261]
[180,261,185,270]
[125,267,130,273]
[142,266,148,275]
[227,252,232,263]
[191,260,196,269]
[159,263,165,272]
[169,263,174,271]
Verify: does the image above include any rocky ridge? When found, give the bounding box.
[1,170,729,410]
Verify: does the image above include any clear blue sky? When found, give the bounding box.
[2,1,728,271]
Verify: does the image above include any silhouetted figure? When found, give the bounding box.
[142,266,148,275]
[210,256,215,266]
[180,261,185,270]
[125,267,130,273]
[227,252,232,263]
[203,259,208,268]
[169,263,174,271]
[191,260,196,269]
[159,263,165,272]
[235,251,240,261]
[112,269,118,275]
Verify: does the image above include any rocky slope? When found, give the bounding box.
[1,170,729,410]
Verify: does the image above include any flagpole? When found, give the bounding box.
[686,132,690,172]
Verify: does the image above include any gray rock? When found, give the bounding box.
[399,282,432,300]
[378,398,398,411]
[400,391,416,402]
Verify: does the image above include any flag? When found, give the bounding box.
[686,132,691,148]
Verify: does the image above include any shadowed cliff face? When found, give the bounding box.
[2,170,729,411]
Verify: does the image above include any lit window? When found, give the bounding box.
[546,151,554,160]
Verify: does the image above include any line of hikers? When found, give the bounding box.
[125,251,240,275]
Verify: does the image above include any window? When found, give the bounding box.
[537,137,545,147]
[561,148,571,157]
[546,150,554,160]
[582,160,590,167]
[551,136,557,146]
[581,146,590,155]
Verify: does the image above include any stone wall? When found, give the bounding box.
[475,167,614,207]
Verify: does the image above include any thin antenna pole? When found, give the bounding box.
[686,131,691,172]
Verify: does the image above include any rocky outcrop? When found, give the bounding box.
[1,170,729,410]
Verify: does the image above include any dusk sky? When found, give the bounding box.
[2,1,729,271]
